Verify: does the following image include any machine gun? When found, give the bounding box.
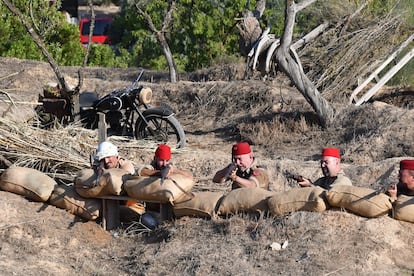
[160,164,171,185]
[90,154,105,186]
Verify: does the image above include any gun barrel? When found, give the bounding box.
[285,172,304,182]
[224,163,236,180]
[160,165,171,185]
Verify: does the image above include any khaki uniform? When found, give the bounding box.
[135,161,158,176]
[117,158,135,174]
[313,171,352,190]
[232,160,269,190]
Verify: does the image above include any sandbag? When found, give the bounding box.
[393,195,414,223]
[268,186,328,216]
[74,168,128,198]
[0,166,57,202]
[173,192,224,218]
[326,185,392,218]
[49,184,101,220]
[124,173,195,204]
[217,187,276,215]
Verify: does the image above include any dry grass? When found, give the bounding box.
[1,57,414,275]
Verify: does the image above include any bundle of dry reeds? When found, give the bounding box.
[0,117,96,180]
[0,113,187,183]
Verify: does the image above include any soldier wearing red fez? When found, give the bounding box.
[297,147,352,190]
[213,142,269,190]
[386,159,414,200]
[139,144,192,179]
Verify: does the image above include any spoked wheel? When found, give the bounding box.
[135,114,186,149]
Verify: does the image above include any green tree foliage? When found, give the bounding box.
[1,0,412,82]
[0,0,85,65]
[112,0,247,72]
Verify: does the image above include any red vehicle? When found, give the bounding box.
[79,17,112,46]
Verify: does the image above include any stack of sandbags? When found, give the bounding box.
[0,166,100,221]
[268,186,328,216]
[124,173,195,204]
[326,185,392,218]
[217,187,276,215]
[0,166,56,202]
[49,184,101,221]
[74,168,128,198]
[173,191,224,218]
[392,195,414,223]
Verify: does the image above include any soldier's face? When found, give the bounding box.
[233,153,253,170]
[320,156,340,177]
[155,157,170,169]
[399,169,414,190]
[103,156,118,169]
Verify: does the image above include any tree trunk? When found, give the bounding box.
[275,0,334,127]
[136,1,178,83]
[239,0,335,127]
[159,37,178,83]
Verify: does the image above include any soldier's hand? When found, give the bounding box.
[387,184,397,199]
[224,163,237,180]
[298,178,313,187]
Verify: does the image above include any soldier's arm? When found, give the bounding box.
[169,165,193,178]
[230,174,257,188]
[298,178,314,187]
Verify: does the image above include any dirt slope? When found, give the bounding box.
[0,57,413,275]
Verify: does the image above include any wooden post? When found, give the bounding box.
[159,203,173,221]
[98,112,107,143]
[101,198,121,230]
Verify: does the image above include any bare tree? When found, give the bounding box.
[135,1,178,83]
[275,0,334,127]
[1,0,76,93]
[0,0,98,122]
[239,0,335,127]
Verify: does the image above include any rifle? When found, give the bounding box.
[284,171,304,182]
[224,162,237,180]
[159,164,171,185]
[90,154,104,185]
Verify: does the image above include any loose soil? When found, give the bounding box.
[0,57,413,275]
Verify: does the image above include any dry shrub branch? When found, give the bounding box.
[302,14,407,98]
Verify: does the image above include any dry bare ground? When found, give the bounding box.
[0,57,414,275]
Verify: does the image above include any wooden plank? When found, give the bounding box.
[355,48,414,106]
[349,34,414,104]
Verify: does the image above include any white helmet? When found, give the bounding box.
[95,141,118,161]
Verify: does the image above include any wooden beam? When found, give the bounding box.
[355,47,414,106]
[350,34,414,104]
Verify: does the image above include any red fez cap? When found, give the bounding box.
[400,159,414,170]
[155,144,171,160]
[321,147,340,158]
[232,142,251,156]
